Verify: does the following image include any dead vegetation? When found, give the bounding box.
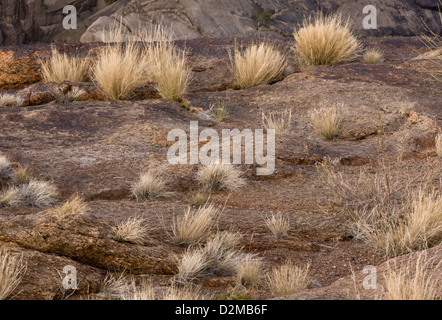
[40,49,90,83]
[294,13,360,67]
[48,195,87,220]
[0,249,26,300]
[196,163,246,192]
[266,261,310,296]
[230,42,286,89]
[112,216,149,245]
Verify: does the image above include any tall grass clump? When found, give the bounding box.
[40,49,90,83]
[144,42,191,101]
[230,42,286,89]
[294,13,360,67]
[92,42,147,100]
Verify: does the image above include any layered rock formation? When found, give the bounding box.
[0,0,441,45]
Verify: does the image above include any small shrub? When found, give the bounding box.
[131,170,170,201]
[0,93,24,108]
[294,13,360,66]
[48,195,87,220]
[310,104,343,140]
[265,212,290,239]
[112,216,149,244]
[0,249,26,300]
[40,49,90,83]
[266,262,309,296]
[261,109,292,135]
[230,42,286,89]
[197,163,246,192]
[363,48,384,64]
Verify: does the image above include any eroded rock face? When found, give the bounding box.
[0,0,441,45]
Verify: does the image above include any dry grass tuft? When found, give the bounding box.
[48,195,87,220]
[310,104,343,140]
[92,43,147,100]
[144,42,191,101]
[363,48,384,64]
[123,281,203,300]
[171,203,218,246]
[235,254,263,287]
[356,189,442,258]
[262,109,292,135]
[294,13,360,67]
[265,212,290,239]
[162,285,203,300]
[99,273,131,299]
[197,163,246,192]
[123,280,156,300]
[0,249,26,300]
[50,87,85,103]
[188,192,209,207]
[176,249,209,285]
[131,170,171,201]
[13,166,31,185]
[40,49,90,83]
[203,231,242,275]
[209,98,229,122]
[436,133,442,157]
[266,262,310,296]
[230,42,286,89]
[0,93,24,108]
[112,216,149,245]
[98,21,173,44]
[381,253,440,300]
[0,180,58,208]
[0,155,12,180]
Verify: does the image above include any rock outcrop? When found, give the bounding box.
[0,0,441,45]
